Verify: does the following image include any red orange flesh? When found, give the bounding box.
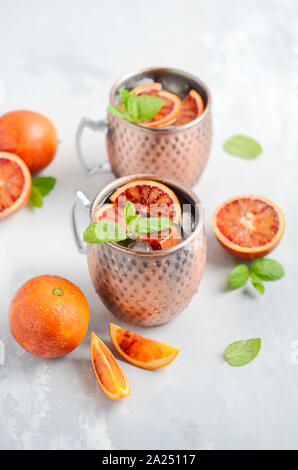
[109,323,179,370]
[109,179,181,224]
[140,224,180,250]
[173,89,204,126]
[94,203,126,227]
[212,195,285,259]
[0,151,32,219]
[90,332,130,400]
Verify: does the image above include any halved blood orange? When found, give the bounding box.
[0,151,32,219]
[140,224,180,250]
[94,203,126,227]
[109,179,181,224]
[212,195,285,260]
[90,332,130,401]
[131,82,181,128]
[173,89,204,126]
[109,323,179,370]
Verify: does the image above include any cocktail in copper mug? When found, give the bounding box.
[71,174,207,327]
[76,68,212,187]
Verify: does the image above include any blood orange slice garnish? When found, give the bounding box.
[94,203,126,227]
[110,179,181,224]
[212,195,285,259]
[90,332,130,401]
[131,82,181,128]
[0,151,32,219]
[172,89,204,126]
[109,323,179,370]
[140,224,180,250]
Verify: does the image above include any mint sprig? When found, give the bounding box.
[29,176,56,208]
[228,258,284,295]
[84,201,173,244]
[107,88,164,124]
[225,338,261,366]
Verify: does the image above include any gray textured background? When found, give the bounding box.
[0,0,297,450]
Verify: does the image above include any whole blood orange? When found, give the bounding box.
[130,82,181,128]
[109,322,179,370]
[9,275,89,358]
[110,179,181,224]
[91,332,130,400]
[212,195,285,259]
[0,151,32,219]
[0,110,58,173]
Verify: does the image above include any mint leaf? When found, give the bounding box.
[83,221,127,244]
[119,89,130,110]
[32,176,56,196]
[107,89,165,124]
[225,338,261,367]
[107,105,134,122]
[136,95,164,122]
[29,186,43,208]
[124,201,136,225]
[127,92,139,122]
[251,258,285,281]
[135,217,173,235]
[228,264,249,289]
[127,215,141,237]
[250,273,265,295]
[224,135,262,159]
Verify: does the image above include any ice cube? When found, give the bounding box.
[127,241,153,252]
[181,210,195,237]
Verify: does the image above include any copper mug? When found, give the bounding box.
[71,174,207,327]
[76,68,212,187]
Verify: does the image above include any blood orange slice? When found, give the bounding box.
[131,82,181,128]
[140,224,180,250]
[172,89,204,126]
[212,195,285,259]
[0,151,32,219]
[94,203,126,227]
[109,323,179,370]
[110,179,181,224]
[90,332,130,401]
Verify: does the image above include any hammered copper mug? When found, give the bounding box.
[76,68,212,187]
[71,174,207,327]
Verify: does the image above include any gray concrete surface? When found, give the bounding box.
[0,0,297,450]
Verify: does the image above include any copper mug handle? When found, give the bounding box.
[76,117,111,176]
[71,190,91,254]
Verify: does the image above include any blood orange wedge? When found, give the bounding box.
[131,82,181,128]
[110,179,181,224]
[212,195,285,260]
[173,89,204,126]
[109,323,179,370]
[94,203,126,227]
[0,151,32,219]
[90,332,130,401]
[140,224,180,250]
